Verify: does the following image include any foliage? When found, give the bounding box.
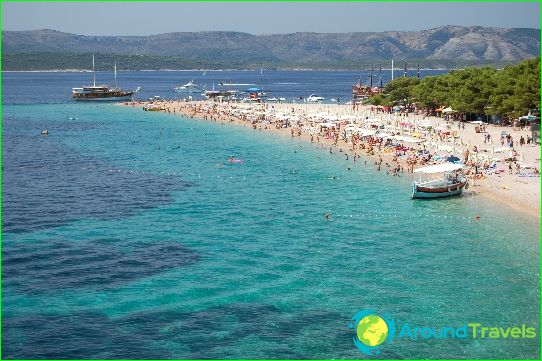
[411,75,451,112]
[0,52,526,71]
[383,77,420,105]
[366,93,391,106]
[387,57,540,119]
[446,67,498,114]
[488,57,541,118]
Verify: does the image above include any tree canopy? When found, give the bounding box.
[369,57,540,119]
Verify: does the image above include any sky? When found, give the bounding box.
[2,1,540,36]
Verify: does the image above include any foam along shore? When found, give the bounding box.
[123,99,541,218]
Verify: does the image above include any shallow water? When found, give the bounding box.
[2,72,540,359]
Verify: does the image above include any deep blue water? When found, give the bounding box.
[2,69,449,105]
[2,71,540,359]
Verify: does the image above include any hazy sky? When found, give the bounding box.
[2,1,540,36]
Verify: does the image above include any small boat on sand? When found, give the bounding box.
[412,163,468,199]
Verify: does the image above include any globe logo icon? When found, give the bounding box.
[350,309,396,355]
[356,315,389,346]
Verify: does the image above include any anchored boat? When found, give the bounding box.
[412,163,468,199]
[174,80,204,93]
[72,55,138,101]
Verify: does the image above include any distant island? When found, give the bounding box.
[2,26,539,71]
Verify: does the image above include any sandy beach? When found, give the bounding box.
[123,99,541,219]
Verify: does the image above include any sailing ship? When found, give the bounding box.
[72,55,138,101]
[352,66,382,100]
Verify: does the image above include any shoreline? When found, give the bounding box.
[122,100,541,220]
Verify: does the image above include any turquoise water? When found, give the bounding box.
[2,101,540,359]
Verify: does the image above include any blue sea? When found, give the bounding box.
[2,71,540,359]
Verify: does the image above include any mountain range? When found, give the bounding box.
[2,26,540,70]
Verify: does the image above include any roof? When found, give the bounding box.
[413,163,464,174]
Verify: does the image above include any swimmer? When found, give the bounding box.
[475,215,481,221]
[324,213,329,220]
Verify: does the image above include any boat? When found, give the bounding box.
[412,163,468,199]
[143,104,165,111]
[174,80,204,93]
[307,94,325,103]
[203,82,239,100]
[246,87,267,97]
[204,89,238,99]
[72,56,138,101]
[352,83,382,100]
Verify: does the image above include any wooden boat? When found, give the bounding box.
[72,55,138,101]
[412,163,468,199]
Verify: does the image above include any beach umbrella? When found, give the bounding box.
[442,107,455,114]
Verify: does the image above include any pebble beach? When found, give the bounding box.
[123,99,541,219]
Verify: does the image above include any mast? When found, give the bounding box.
[92,54,96,87]
[114,61,117,89]
[417,64,420,79]
[404,61,407,77]
[379,66,383,89]
[391,59,394,81]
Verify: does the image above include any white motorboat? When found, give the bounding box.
[307,94,325,103]
[412,163,468,199]
[174,81,204,93]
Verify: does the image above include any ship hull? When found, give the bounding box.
[72,93,134,101]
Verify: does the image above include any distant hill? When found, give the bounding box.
[2,26,539,70]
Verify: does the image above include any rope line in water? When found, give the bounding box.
[18,166,482,223]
